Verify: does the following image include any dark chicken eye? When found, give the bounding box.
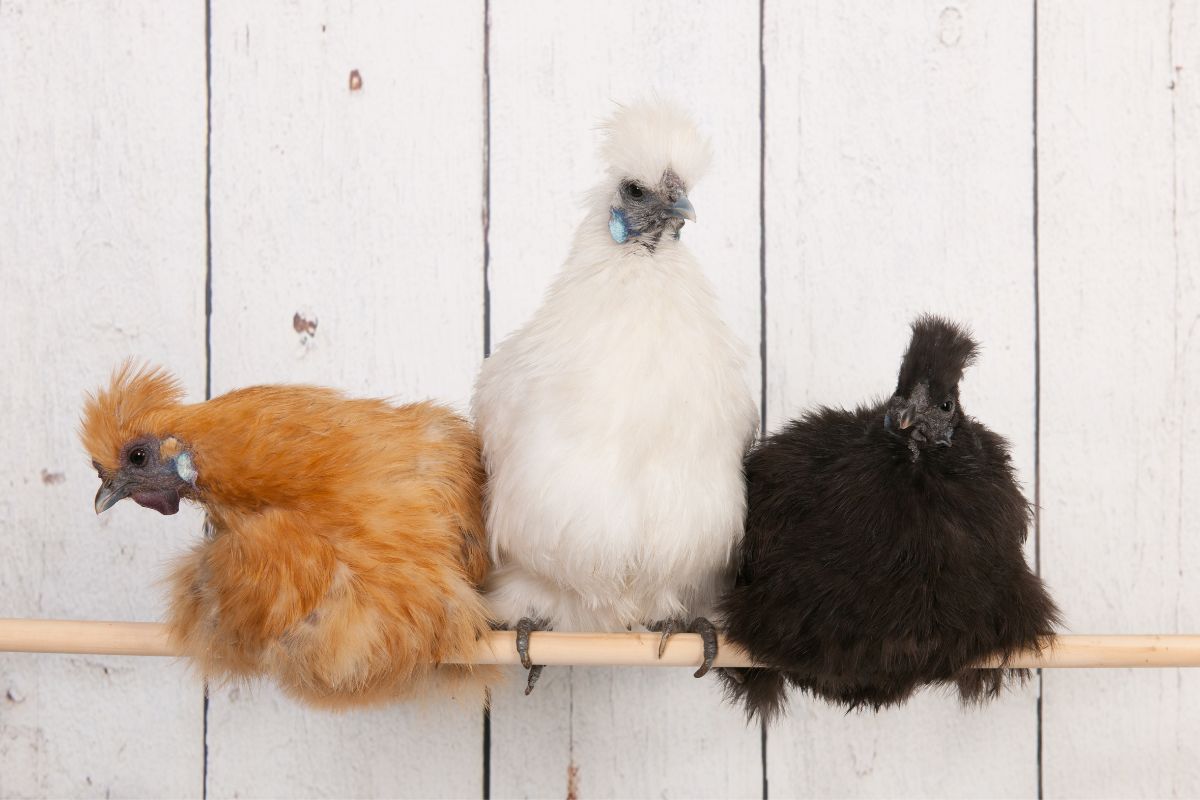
[939,400,955,413]
[625,182,645,200]
[128,447,148,467]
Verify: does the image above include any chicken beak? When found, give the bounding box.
[94,478,128,514]
[897,409,915,430]
[667,194,696,222]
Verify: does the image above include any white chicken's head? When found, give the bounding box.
[598,100,711,252]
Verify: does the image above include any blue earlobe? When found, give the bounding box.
[609,208,629,244]
[175,452,197,484]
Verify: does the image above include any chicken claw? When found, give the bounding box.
[648,618,680,658]
[523,665,544,695]
[515,617,547,695]
[689,617,718,678]
[648,616,719,677]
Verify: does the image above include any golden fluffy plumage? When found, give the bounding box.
[81,363,494,708]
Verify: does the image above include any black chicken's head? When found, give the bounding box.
[884,315,978,452]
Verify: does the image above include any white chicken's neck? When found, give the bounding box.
[558,212,697,285]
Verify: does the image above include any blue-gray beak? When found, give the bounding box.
[94,478,128,514]
[668,195,696,222]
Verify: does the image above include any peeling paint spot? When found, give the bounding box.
[293,311,318,336]
[349,69,363,92]
[40,469,65,486]
[5,688,24,703]
[566,763,580,800]
[938,7,963,47]
[294,309,319,355]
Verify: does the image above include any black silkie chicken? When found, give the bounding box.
[719,315,1059,721]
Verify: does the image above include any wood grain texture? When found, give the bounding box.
[486,1,763,797]
[762,3,1040,797]
[204,2,486,797]
[1039,1,1200,796]
[0,2,207,797]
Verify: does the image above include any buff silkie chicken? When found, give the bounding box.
[473,100,759,693]
[81,364,494,708]
[719,315,1060,721]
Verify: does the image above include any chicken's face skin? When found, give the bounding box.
[92,435,195,516]
[608,169,696,251]
[883,380,961,456]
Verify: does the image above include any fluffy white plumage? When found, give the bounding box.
[473,100,759,633]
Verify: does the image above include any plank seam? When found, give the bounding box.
[757,0,768,441]
[758,1,769,797]
[481,2,493,798]
[482,0,493,362]
[202,0,214,797]
[1168,0,1183,642]
[1032,2,1043,797]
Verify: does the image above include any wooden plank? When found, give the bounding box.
[204,2,486,797]
[763,3,1039,796]
[1039,1,1200,796]
[0,2,207,796]
[486,1,763,796]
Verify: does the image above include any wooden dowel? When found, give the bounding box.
[0,620,1198,669]
[467,632,1200,669]
[0,619,175,657]
[466,630,757,668]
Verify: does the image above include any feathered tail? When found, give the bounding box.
[956,567,1061,704]
[718,668,791,724]
[955,667,1030,703]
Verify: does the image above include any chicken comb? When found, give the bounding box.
[895,314,979,395]
[80,361,185,469]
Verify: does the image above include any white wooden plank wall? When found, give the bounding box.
[0,1,1196,798]
[0,2,207,797]
[1039,1,1200,796]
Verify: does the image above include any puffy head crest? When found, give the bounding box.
[599,99,711,190]
[895,315,979,396]
[80,362,186,470]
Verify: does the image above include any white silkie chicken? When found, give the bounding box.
[473,100,759,693]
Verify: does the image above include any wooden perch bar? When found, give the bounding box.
[1,619,1199,668]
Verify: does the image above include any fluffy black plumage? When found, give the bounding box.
[719,315,1059,722]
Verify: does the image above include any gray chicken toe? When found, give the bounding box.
[690,617,718,678]
[515,617,549,694]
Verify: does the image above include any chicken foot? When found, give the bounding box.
[515,617,548,695]
[648,616,719,678]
